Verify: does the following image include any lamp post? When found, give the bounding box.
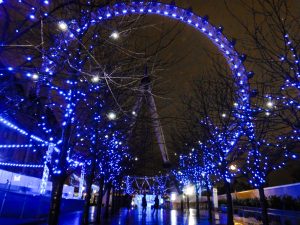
[229,164,238,200]
[202,172,213,221]
[170,193,176,209]
[184,185,194,212]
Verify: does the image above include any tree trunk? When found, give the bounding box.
[196,192,200,217]
[48,123,71,225]
[48,177,65,225]
[225,180,234,225]
[180,194,184,211]
[82,177,92,225]
[116,190,121,211]
[111,188,115,215]
[82,161,95,225]
[104,182,112,218]
[186,195,190,211]
[96,178,104,224]
[206,182,213,222]
[258,185,269,225]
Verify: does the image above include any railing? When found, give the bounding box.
[234,206,300,225]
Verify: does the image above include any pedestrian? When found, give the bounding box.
[127,194,132,209]
[152,195,160,214]
[142,193,147,213]
[5,179,10,190]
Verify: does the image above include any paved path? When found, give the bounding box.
[52,208,227,225]
[1,208,225,225]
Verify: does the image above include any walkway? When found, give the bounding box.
[39,208,228,225]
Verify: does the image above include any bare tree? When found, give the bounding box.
[224,1,300,224]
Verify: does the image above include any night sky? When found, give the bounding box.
[129,0,300,186]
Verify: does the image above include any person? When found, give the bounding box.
[152,195,159,214]
[142,193,147,213]
[5,179,10,190]
[126,194,132,209]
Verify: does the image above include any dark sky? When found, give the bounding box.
[133,0,252,174]
[130,0,300,185]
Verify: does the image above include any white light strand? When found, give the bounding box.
[0,144,47,148]
[0,162,44,168]
[0,116,49,145]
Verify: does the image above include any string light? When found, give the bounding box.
[0,144,47,148]
[0,162,44,168]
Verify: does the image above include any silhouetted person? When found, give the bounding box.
[5,179,10,190]
[142,194,147,213]
[152,195,159,214]
[124,194,130,209]
[127,194,132,209]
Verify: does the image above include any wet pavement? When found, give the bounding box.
[2,206,298,224]
[53,208,227,225]
[0,208,227,225]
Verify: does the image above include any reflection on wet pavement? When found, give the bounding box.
[54,208,228,225]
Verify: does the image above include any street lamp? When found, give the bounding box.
[229,164,238,200]
[185,185,194,196]
[184,185,194,211]
[171,193,177,201]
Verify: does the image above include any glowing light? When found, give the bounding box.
[184,185,194,196]
[13,175,21,181]
[110,31,120,40]
[91,75,100,83]
[229,164,237,171]
[32,73,39,80]
[107,111,117,120]
[266,101,274,108]
[58,21,68,31]
[171,193,176,201]
[0,162,44,168]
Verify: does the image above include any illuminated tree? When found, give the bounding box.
[176,69,244,224]
[0,1,180,224]
[224,1,300,224]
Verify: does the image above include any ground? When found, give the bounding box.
[45,208,225,225]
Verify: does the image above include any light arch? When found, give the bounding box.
[92,1,251,119]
